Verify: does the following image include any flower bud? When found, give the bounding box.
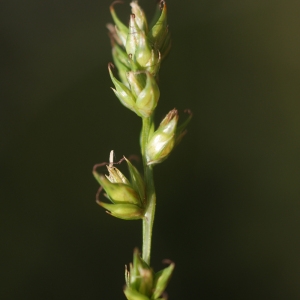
[146,109,192,165]
[135,34,161,76]
[146,109,178,165]
[131,71,160,117]
[125,248,154,299]
[134,32,153,68]
[93,151,146,220]
[124,248,174,300]
[110,64,159,117]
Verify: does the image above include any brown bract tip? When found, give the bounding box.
[110,0,124,11]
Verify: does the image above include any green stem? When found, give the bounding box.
[141,117,156,265]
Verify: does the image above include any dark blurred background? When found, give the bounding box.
[1,0,300,299]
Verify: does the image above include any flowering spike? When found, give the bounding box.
[94,0,192,297]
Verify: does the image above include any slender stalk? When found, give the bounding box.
[141,117,156,265]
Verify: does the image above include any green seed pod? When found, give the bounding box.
[126,71,160,117]
[134,38,161,76]
[135,71,160,117]
[126,71,146,99]
[98,202,144,220]
[146,109,178,165]
[93,173,141,206]
[134,32,154,69]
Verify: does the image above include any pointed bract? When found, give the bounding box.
[175,109,193,146]
[125,157,146,206]
[149,1,168,50]
[108,64,138,114]
[110,2,129,46]
[126,14,141,57]
[152,262,175,299]
[130,1,148,33]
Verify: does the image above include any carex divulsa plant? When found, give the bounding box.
[93,1,191,299]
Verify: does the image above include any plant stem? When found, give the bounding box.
[141,117,156,265]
